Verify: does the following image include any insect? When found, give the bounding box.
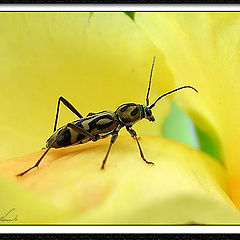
[17,57,197,177]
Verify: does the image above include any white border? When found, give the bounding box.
[0,4,240,11]
[0,225,240,233]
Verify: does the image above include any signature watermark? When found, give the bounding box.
[0,208,18,222]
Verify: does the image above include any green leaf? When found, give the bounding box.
[195,126,222,164]
[162,102,199,149]
[125,12,135,21]
[163,102,222,163]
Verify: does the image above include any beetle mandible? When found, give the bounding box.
[17,56,197,177]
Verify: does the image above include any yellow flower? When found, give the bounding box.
[1,12,240,224]
[136,12,240,211]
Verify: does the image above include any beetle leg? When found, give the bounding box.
[126,127,154,166]
[86,112,95,116]
[101,131,119,170]
[67,123,98,141]
[87,111,107,117]
[53,96,84,132]
[17,123,97,177]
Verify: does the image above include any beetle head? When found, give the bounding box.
[141,105,155,122]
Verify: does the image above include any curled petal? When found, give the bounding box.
[1,136,239,224]
[136,12,240,208]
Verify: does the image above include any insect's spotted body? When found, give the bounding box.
[17,57,198,177]
[47,111,119,148]
[47,103,155,149]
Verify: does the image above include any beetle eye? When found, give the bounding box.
[146,109,152,116]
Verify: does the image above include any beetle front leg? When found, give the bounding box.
[126,127,154,166]
[101,132,119,170]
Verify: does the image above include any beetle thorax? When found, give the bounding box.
[115,103,142,126]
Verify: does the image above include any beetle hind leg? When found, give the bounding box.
[53,96,84,132]
[17,123,97,177]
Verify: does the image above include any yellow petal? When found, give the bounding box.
[0,174,69,224]
[0,12,174,161]
[136,12,240,208]
[1,136,240,224]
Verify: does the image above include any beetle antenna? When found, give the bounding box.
[146,56,156,106]
[149,85,198,109]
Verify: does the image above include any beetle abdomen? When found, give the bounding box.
[46,111,118,148]
[45,126,81,148]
